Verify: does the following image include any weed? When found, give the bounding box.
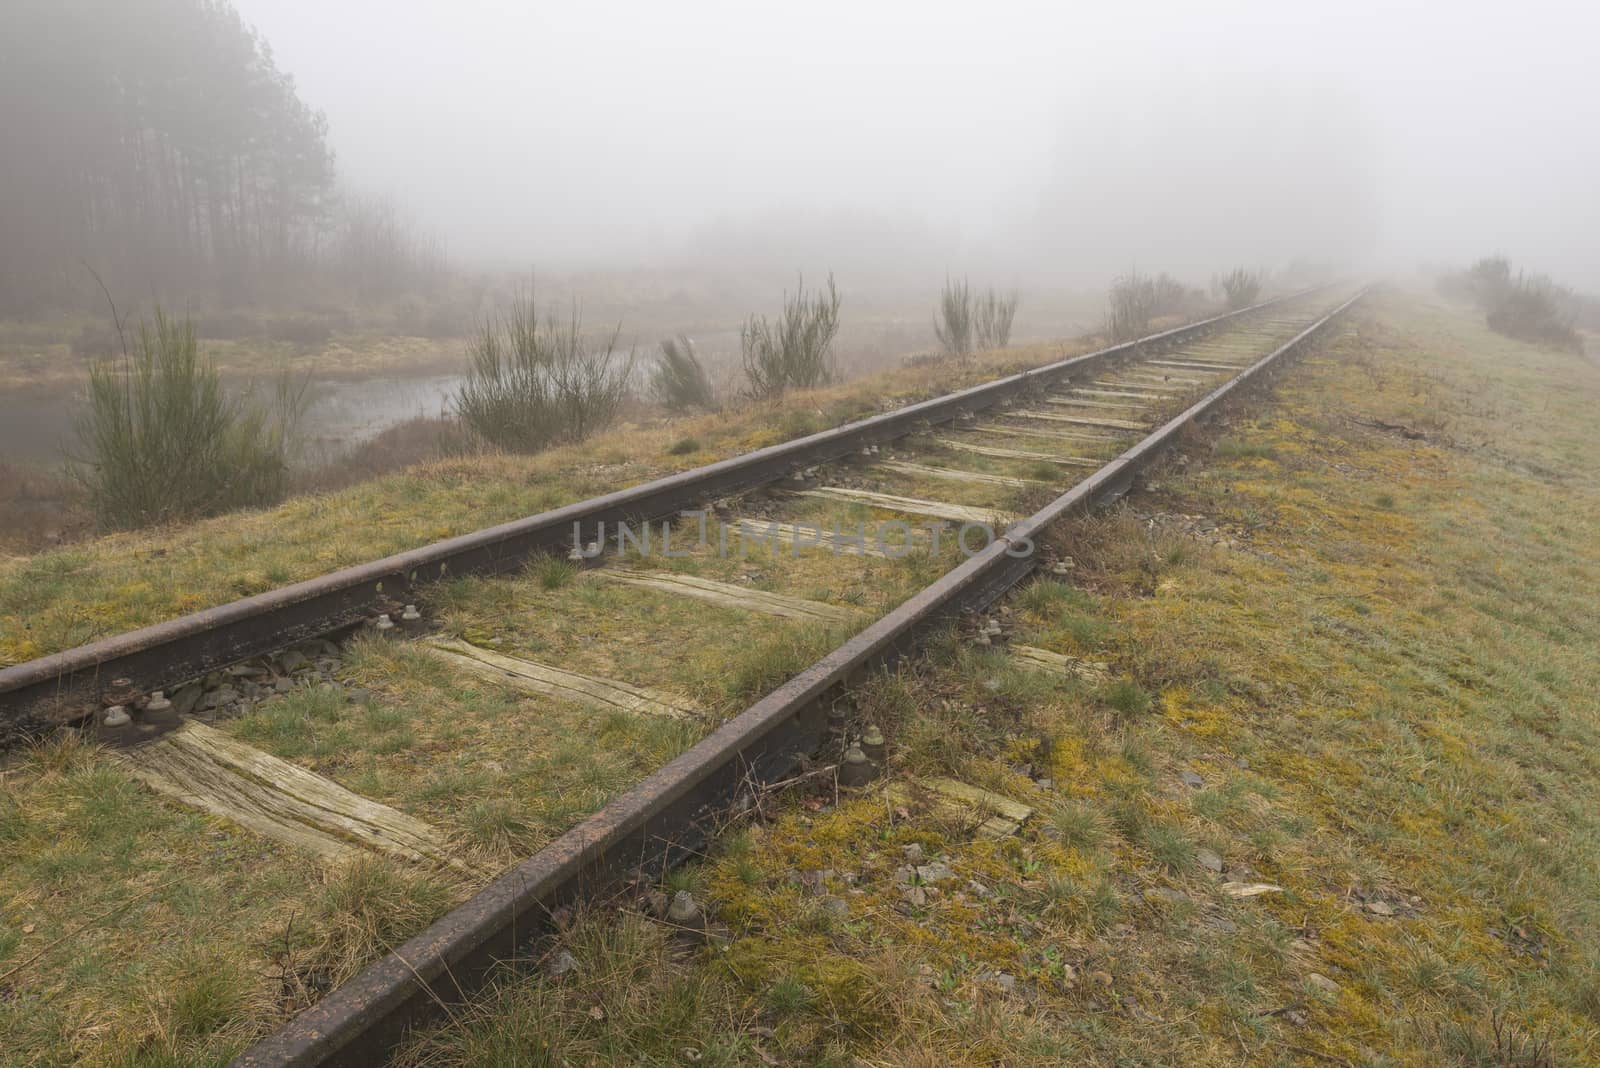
[934,277,974,358]
[71,308,306,530]
[975,288,1018,350]
[528,554,577,590]
[1217,267,1263,310]
[667,436,700,456]
[454,294,634,452]
[651,335,717,411]
[742,275,841,397]
[1107,271,1158,342]
[1102,678,1153,717]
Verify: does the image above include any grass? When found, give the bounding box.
[394,288,1600,1065]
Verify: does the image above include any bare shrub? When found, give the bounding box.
[934,277,975,358]
[71,309,307,530]
[454,295,634,452]
[1217,267,1263,310]
[650,335,716,411]
[742,274,841,398]
[975,288,1018,350]
[1486,276,1580,350]
[1107,271,1159,342]
[1437,256,1581,351]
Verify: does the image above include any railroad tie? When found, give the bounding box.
[874,458,1041,487]
[115,722,470,869]
[1010,409,1149,431]
[934,439,1099,467]
[422,637,699,719]
[593,569,858,623]
[1042,395,1151,412]
[733,518,907,559]
[884,776,1035,839]
[791,487,1020,526]
[971,422,1120,444]
[1009,643,1110,681]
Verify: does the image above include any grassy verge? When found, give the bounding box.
[395,290,1600,1066]
[0,338,1082,667]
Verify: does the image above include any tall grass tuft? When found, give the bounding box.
[1107,271,1159,342]
[454,295,634,452]
[650,335,716,411]
[1218,267,1263,310]
[934,277,975,358]
[741,274,841,398]
[71,309,305,530]
[975,287,1018,350]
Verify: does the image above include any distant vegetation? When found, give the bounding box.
[1,0,445,315]
[454,296,634,452]
[742,275,841,398]
[72,310,305,530]
[1438,257,1585,351]
[650,336,717,411]
[1217,267,1263,310]
[935,279,1018,358]
[1107,270,1204,341]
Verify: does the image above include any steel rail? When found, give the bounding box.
[233,286,1365,1067]
[0,289,1324,738]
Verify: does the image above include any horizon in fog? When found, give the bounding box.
[235,0,1599,289]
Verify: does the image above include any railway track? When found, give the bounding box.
[0,286,1365,1065]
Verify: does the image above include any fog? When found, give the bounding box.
[240,0,1598,287]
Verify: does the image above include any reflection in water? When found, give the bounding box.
[0,374,463,469]
[296,374,461,465]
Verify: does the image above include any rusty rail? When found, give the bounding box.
[0,289,1324,739]
[233,287,1365,1066]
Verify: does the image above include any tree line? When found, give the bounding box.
[0,0,436,315]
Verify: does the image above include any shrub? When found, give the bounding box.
[934,277,975,358]
[1107,271,1158,342]
[1485,276,1581,350]
[1437,257,1582,351]
[71,309,305,530]
[454,295,634,452]
[1217,267,1263,310]
[650,335,716,411]
[741,274,841,398]
[975,287,1018,350]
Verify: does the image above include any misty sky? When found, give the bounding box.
[241,0,1598,287]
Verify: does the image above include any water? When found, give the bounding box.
[0,373,464,469]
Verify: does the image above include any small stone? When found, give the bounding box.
[1143,887,1189,905]
[1196,848,1224,873]
[893,865,917,887]
[200,687,239,711]
[1091,970,1114,988]
[547,949,578,978]
[172,683,203,716]
[966,879,995,900]
[916,861,955,883]
[347,688,373,705]
[988,971,1017,993]
[645,890,670,918]
[1034,777,1054,790]
[901,886,928,908]
[274,678,294,693]
[820,896,850,920]
[1179,770,1204,788]
[1365,900,1395,917]
[1306,972,1341,995]
[279,650,308,673]
[902,843,925,864]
